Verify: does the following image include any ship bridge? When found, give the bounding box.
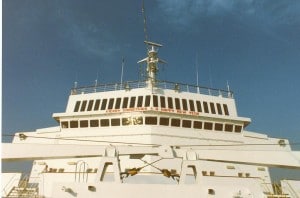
[50,41,251,147]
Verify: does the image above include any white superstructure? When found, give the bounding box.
[2,41,300,198]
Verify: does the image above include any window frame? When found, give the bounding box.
[74,101,81,112]
[80,100,87,112]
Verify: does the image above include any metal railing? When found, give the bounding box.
[71,80,233,98]
[282,180,299,198]
[1,173,21,197]
[5,174,39,198]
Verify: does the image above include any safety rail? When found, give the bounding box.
[261,182,291,198]
[1,173,21,197]
[4,174,39,198]
[281,180,299,198]
[70,80,233,98]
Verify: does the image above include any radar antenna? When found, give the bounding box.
[138,1,166,88]
[137,41,166,88]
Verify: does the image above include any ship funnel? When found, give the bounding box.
[137,41,166,88]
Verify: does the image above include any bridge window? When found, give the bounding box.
[160,96,166,108]
[137,96,143,107]
[122,117,131,126]
[80,120,88,128]
[74,101,81,112]
[90,120,99,127]
[167,97,173,109]
[100,119,109,127]
[153,95,158,107]
[159,117,169,126]
[193,121,202,129]
[196,101,202,112]
[215,123,223,131]
[115,98,121,109]
[87,100,94,111]
[234,125,242,133]
[182,120,192,128]
[204,122,213,130]
[182,99,188,111]
[171,118,180,127]
[210,103,216,114]
[111,118,120,126]
[224,124,233,132]
[70,121,78,128]
[61,121,69,128]
[216,103,222,115]
[129,97,136,108]
[94,99,101,110]
[189,100,195,111]
[145,95,151,107]
[80,100,87,112]
[203,102,209,113]
[175,98,181,110]
[122,97,129,108]
[108,98,114,109]
[223,104,229,115]
[145,116,157,125]
[101,99,107,110]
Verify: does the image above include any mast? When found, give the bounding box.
[137,41,166,88]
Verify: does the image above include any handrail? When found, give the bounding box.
[70,80,233,98]
[1,173,21,196]
[283,180,299,198]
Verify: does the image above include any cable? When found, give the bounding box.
[3,133,300,147]
[2,134,161,147]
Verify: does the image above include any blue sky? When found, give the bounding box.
[2,0,300,147]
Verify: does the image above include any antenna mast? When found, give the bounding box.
[196,53,199,87]
[142,0,149,43]
[138,1,166,89]
[121,56,125,85]
[196,53,200,93]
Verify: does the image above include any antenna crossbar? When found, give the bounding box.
[144,41,163,47]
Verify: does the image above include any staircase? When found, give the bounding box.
[5,186,39,198]
[5,175,39,198]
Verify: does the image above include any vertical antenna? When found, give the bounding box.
[142,0,149,43]
[74,72,78,88]
[227,80,231,97]
[95,70,99,86]
[139,64,143,81]
[226,81,230,92]
[121,56,125,85]
[209,64,213,88]
[94,70,99,92]
[196,53,199,86]
[195,53,200,93]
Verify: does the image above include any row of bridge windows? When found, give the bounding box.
[61,116,242,133]
[73,95,230,116]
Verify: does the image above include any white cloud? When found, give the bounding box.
[55,6,120,62]
[70,23,119,59]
